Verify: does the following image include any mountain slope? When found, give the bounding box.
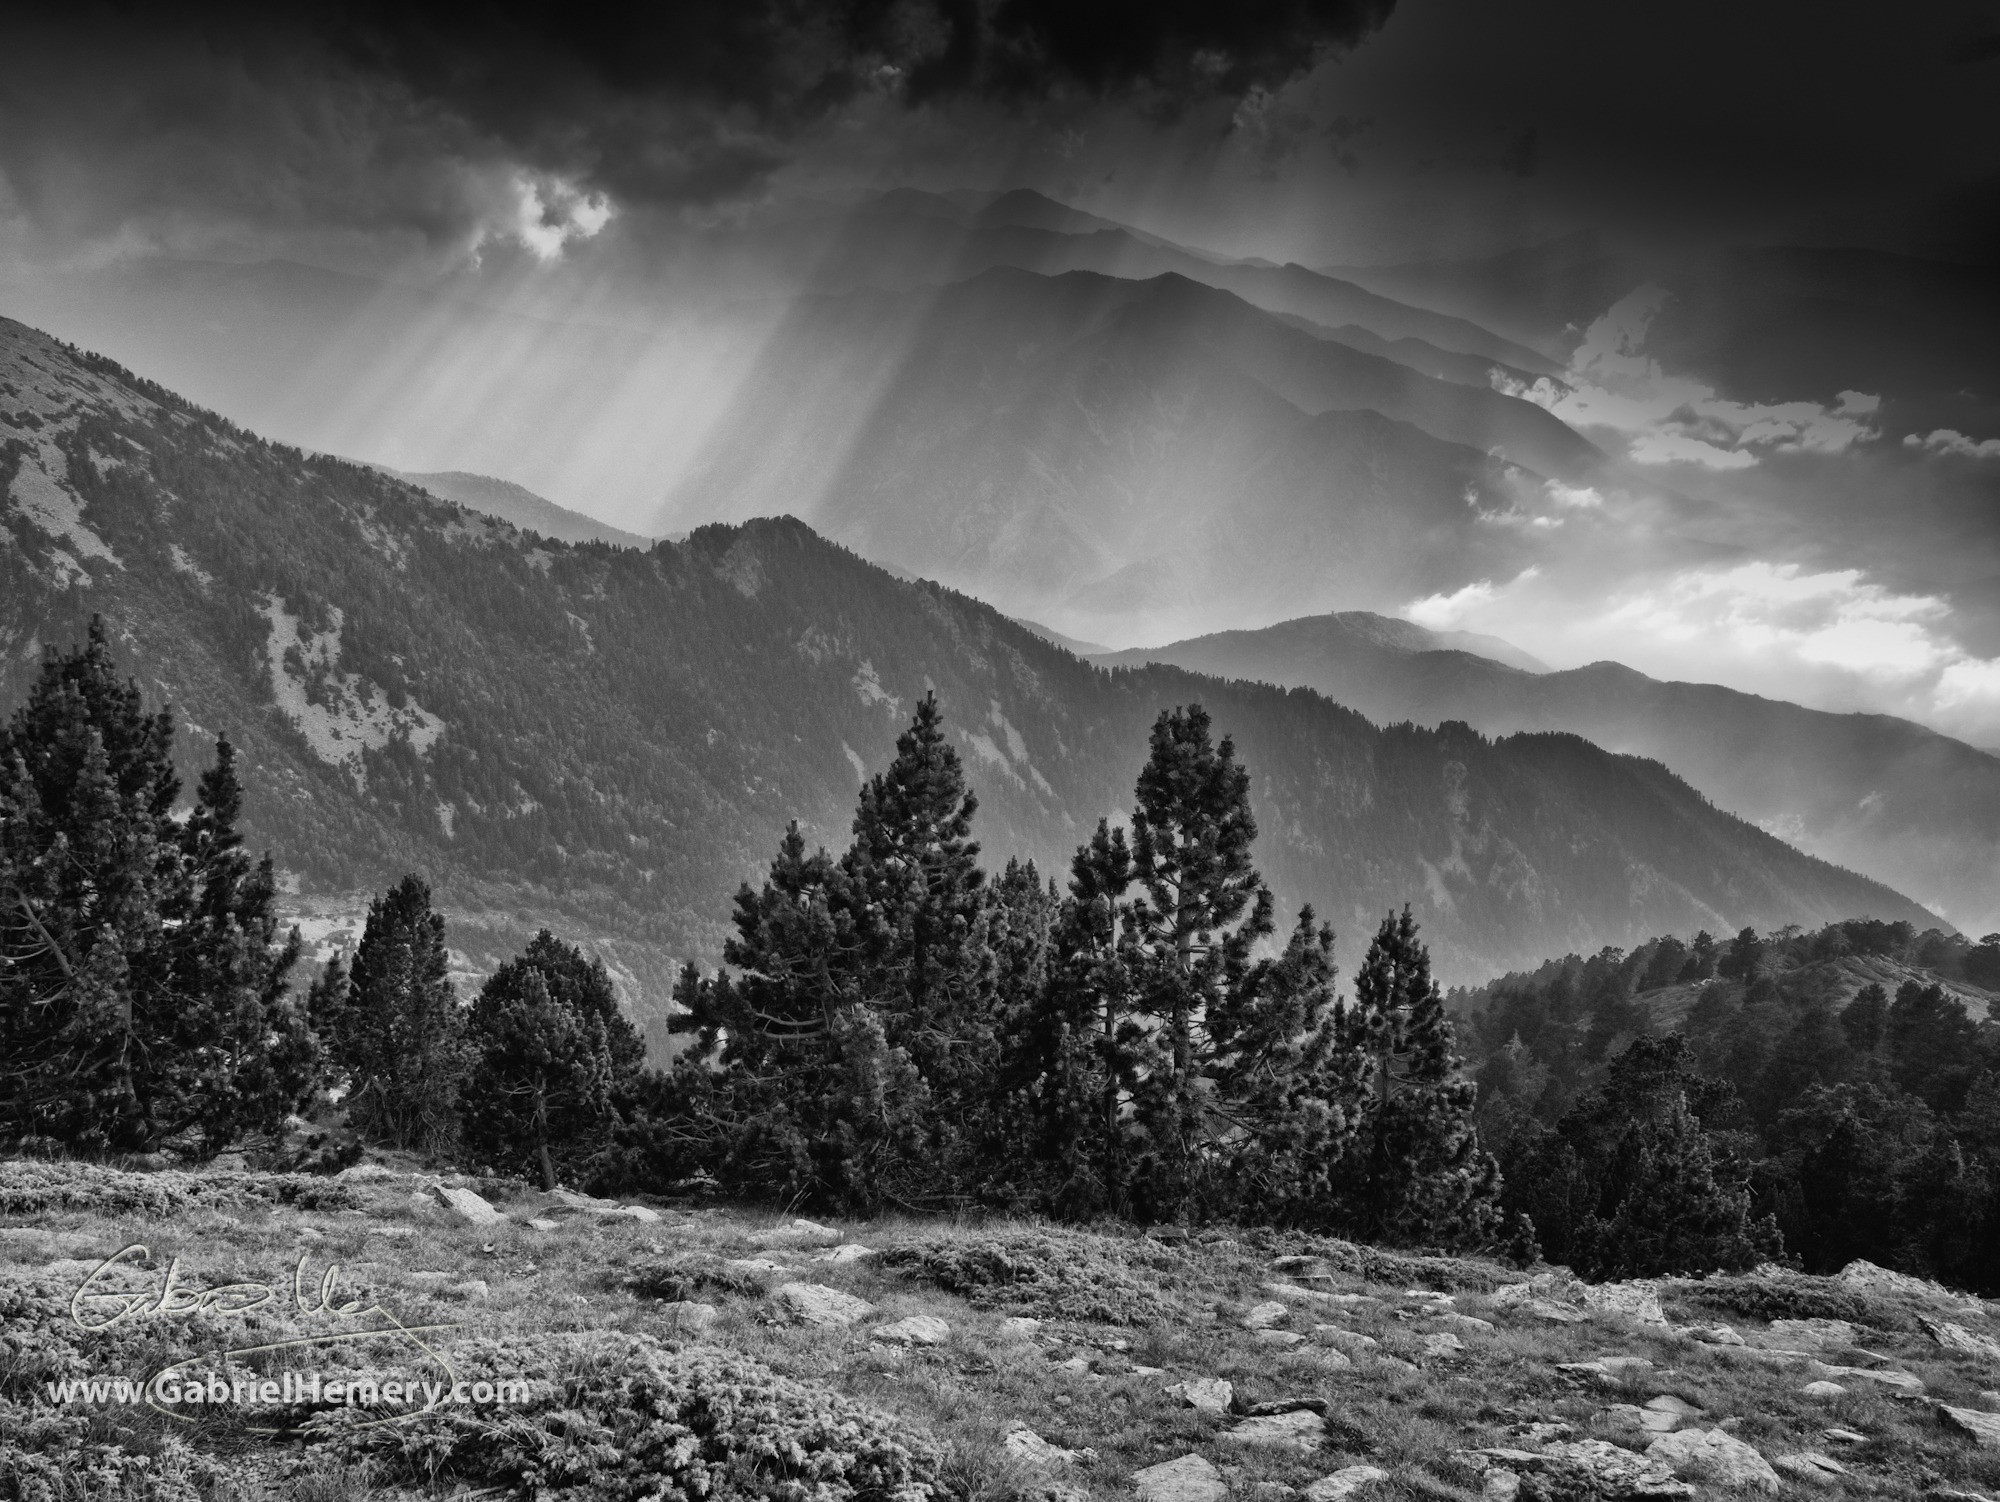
[0,316,1936,1026]
[1096,612,2000,934]
[387,469,656,550]
[658,267,1590,640]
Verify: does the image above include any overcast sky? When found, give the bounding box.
[4,0,1999,742]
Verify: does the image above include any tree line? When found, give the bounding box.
[0,623,1502,1241]
[1456,920,2000,1292]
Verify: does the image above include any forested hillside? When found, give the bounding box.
[0,317,1934,1026]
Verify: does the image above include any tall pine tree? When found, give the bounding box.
[325,874,468,1152]
[1326,907,1501,1246]
[0,621,311,1152]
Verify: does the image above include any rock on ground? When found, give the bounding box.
[1766,1319,1858,1350]
[1004,1425,1084,1467]
[1302,1465,1390,1502]
[816,1243,876,1264]
[1422,1333,1467,1359]
[432,1185,504,1226]
[1134,1454,1227,1502]
[525,1218,561,1231]
[999,1316,1042,1338]
[1166,1377,1233,1413]
[1812,1362,1924,1393]
[658,1301,721,1333]
[1581,1282,1668,1325]
[1242,1300,1290,1330]
[1772,1453,1849,1486]
[1800,1380,1847,1398]
[1457,1441,1691,1499]
[749,1218,843,1249]
[1687,1324,1747,1346]
[1645,1428,1781,1492]
[1923,1318,2000,1363]
[1221,1409,1325,1453]
[1314,1327,1379,1355]
[872,1315,950,1346]
[772,1282,876,1327]
[1256,1330,1307,1348]
[1940,1404,2000,1448]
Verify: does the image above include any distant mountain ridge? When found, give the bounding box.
[0,315,1937,1029]
[385,468,656,550]
[1096,612,2000,934]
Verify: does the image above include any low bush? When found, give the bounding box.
[878,1230,1200,1325]
[0,1161,357,1216]
[626,1252,770,1302]
[321,1330,941,1502]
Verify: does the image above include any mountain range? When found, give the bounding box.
[0,315,1935,1043]
[1097,614,2000,936]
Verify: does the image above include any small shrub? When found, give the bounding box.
[626,1253,769,1302]
[321,1330,940,1502]
[0,1161,357,1216]
[879,1230,1198,1325]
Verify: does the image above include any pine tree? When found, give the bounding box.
[1120,705,1276,1220]
[462,932,645,1189]
[0,621,311,1151]
[840,691,996,1174]
[1327,906,1501,1247]
[328,874,468,1152]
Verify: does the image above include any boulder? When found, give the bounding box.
[1772,1453,1848,1486]
[1687,1324,1747,1346]
[1922,1318,2000,1363]
[1422,1333,1467,1359]
[1645,1428,1781,1492]
[817,1244,877,1264]
[658,1301,722,1334]
[1315,1346,1355,1372]
[999,1316,1042,1338]
[1812,1362,1925,1393]
[1134,1454,1226,1502]
[1004,1425,1084,1467]
[1646,1396,1701,1420]
[1166,1377,1234,1413]
[432,1185,505,1226]
[1582,1282,1668,1326]
[1481,1471,1521,1502]
[1801,1381,1848,1399]
[1837,1259,1980,1310]
[1220,1409,1325,1453]
[1457,1441,1692,1499]
[1263,1282,1352,1307]
[725,1258,794,1275]
[749,1218,843,1249]
[1256,1330,1308,1348]
[1302,1466,1389,1502]
[525,1218,561,1231]
[1436,1313,1497,1335]
[1313,1327,1379,1356]
[1822,1429,1867,1444]
[772,1282,875,1327]
[1558,1357,1654,1385]
[1242,1301,1290,1330]
[1525,1299,1589,1323]
[1940,1404,2000,1448]
[1767,1319,1859,1350]
[872,1315,951,1347]
[609,1205,661,1223]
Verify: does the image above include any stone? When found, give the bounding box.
[1646,1396,1701,1419]
[1166,1377,1233,1413]
[872,1315,950,1346]
[1055,1356,1091,1374]
[1645,1428,1781,1493]
[1525,1299,1589,1323]
[369,1225,419,1240]
[1133,1365,1166,1377]
[1836,1259,1976,1309]
[1134,1454,1226,1502]
[1767,1318,1859,1350]
[1800,1381,1848,1398]
[1772,1453,1849,1486]
[1461,1441,1692,1499]
[1481,1471,1521,1502]
[659,1300,722,1333]
[1923,1318,2000,1363]
[1582,1282,1668,1326]
[1313,1326,1379,1355]
[1256,1330,1307,1348]
[1822,1429,1867,1444]
[1314,1346,1355,1371]
[1263,1282,1354,1307]
[337,1163,401,1183]
[1559,1357,1654,1384]
[1220,1409,1325,1453]
[772,1282,875,1327]
[817,1244,877,1264]
[1940,1403,2000,1448]
[448,1279,489,1300]
[1422,1333,1467,1359]
[432,1185,505,1226]
[1812,1362,1925,1393]
[1688,1324,1747,1346]
[609,1205,661,1223]
[524,1217,561,1231]
[999,1316,1042,1338]
[749,1218,843,1249]
[724,1258,794,1275]
[1004,1425,1083,1467]
[1242,1301,1290,1330]
[1302,1466,1390,1502]
[1436,1313,1497,1335]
